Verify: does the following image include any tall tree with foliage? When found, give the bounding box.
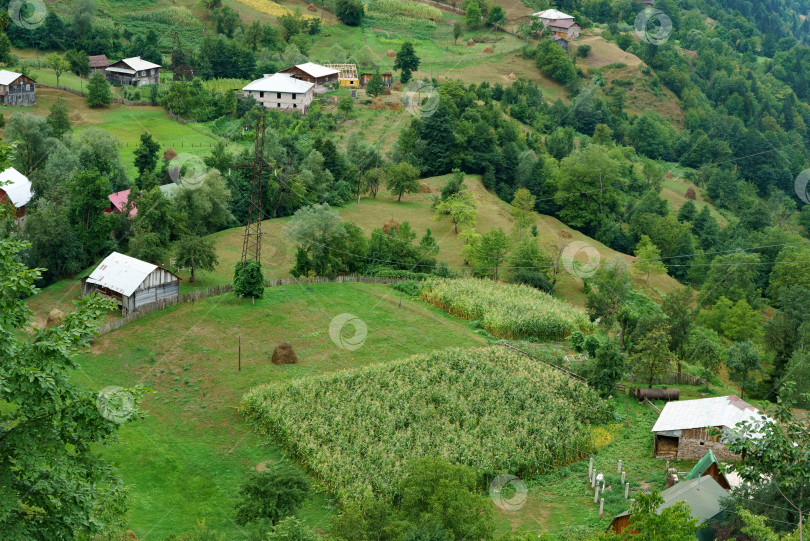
[45,53,70,87]
[133,132,161,182]
[365,70,385,98]
[393,42,420,83]
[453,21,464,44]
[510,188,536,236]
[661,287,693,374]
[631,324,675,388]
[234,260,264,299]
[175,234,218,283]
[0,204,143,539]
[591,338,625,396]
[386,161,420,202]
[46,98,72,138]
[465,0,482,29]
[474,228,511,279]
[67,169,114,260]
[86,72,112,108]
[335,0,364,26]
[435,189,477,234]
[726,341,761,399]
[620,491,699,540]
[634,235,664,286]
[6,112,53,175]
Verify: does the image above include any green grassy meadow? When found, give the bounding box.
[71,282,488,539]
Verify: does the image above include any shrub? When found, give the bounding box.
[234,260,264,299]
[234,467,311,526]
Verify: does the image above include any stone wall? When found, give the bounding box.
[677,438,741,462]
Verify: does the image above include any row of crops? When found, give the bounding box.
[367,0,444,22]
[419,278,592,341]
[241,346,612,501]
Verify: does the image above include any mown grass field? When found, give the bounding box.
[71,282,488,539]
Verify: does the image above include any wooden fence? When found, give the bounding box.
[500,342,588,384]
[94,274,407,338]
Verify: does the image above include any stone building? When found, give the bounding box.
[242,73,314,114]
[651,395,769,461]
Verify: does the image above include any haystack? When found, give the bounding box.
[418,183,432,193]
[163,147,177,161]
[307,2,318,11]
[271,341,298,365]
[46,308,65,327]
[370,97,386,110]
[483,46,494,54]
[665,170,674,179]
[386,49,397,57]
[467,38,475,46]
[383,87,392,95]
[70,109,83,121]
[685,186,697,200]
[557,229,573,239]
[388,101,403,111]
[382,219,399,234]
[506,72,517,81]
[392,81,403,91]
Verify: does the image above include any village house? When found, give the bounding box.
[609,476,730,540]
[279,62,339,93]
[0,166,32,225]
[360,71,393,89]
[531,8,574,26]
[242,73,314,114]
[651,395,768,461]
[0,70,36,106]
[104,189,137,217]
[325,63,360,88]
[548,18,581,40]
[105,56,161,86]
[553,35,570,54]
[81,252,180,315]
[88,54,110,74]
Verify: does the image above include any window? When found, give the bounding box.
[293,104,297,108]
[292,93,297,99]
[277,92,281,98]
[277,103,280,108]
[259,91,264,98]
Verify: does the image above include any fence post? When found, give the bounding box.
[625,483,630,499]
[617,460,622,474]
[594,485,599,504]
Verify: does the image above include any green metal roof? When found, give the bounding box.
[659,476,729,525]
[684,450,727,483]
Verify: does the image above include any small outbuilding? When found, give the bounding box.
[325,63,359,88]
[609,476,729,540]
[88,54,110,74]
[548,19,581,40]
[684,450,731,490]
[0,166,33,224]
[651,395,768,461]
[360,71,393,89]
[81,252,180,315]
[105,189,137,217]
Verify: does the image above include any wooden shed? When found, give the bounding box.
[360,71,393,89]
[81,252,180,315]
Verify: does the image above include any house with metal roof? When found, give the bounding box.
[279,62,339,93]
[0,167,33,223]
[684,450,731,490]
[0,70,36,106]
[652,396,768,461]
[243,73,315,114]
[106,56,161,86]
[609,476,730,540]
[531,9,574,24]
[105,189,137,217]
[548,18,581,39]
[81,252,180,315]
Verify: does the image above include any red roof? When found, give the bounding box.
[107,189,137,216]
[89,54,110,68]
[550,19,578,29]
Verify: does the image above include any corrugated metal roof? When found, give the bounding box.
[0,167,32,207]
[85,252,159,297]
[0,70,24,86]
[243,73,314,93]
[119,56,161,71]
[107,189,137,216]
[532,9,574,19]
[660,477,729,525]
[652,396,768,433]
[549,19,578,28]
[289,62,339,78]
[106,67,136,75]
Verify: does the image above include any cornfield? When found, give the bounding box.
[241,346,612,501]
[235,0,321,20]
[126,7,202,27]
[368,0,443,21]
[420,278,592,341]
[202,79,250,92]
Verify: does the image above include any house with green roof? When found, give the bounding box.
[684,450,731,490]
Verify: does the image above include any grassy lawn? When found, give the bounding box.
[71,281,488,539]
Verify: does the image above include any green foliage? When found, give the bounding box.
[434,189,476,234]
[0,223,143,539]
[46,98,72,138]
[134,131,161,181]
[369,0,442,21]
[393,42,420,83]
[366,70,386,98]
[591,338,625,396]
[631,325,675,388]
[535,39,577,84]
[386,161,420,201]
[634,235,664,285]
[684,326,724,386]
[726,341,761,399]
[623,491,699,540]
[266,516,319,541]
[465,1,482,29]
[176,234,219,283]
[420,278,591,340]
[86,72,112,108]
[336,0,364,26]
[241,347,611,501]
[234,467,310,526]
[234,260,264,299]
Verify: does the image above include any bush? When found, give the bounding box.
[583,335,601,357]
[391,280,420,296]
[570,330,585,352]
[576,44,591,58]
[234,467,311,526]
[335,0,364,25]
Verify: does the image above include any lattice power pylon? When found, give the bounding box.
[234,113,268,264]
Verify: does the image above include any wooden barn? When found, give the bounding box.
[82,252,180,315]
[652,395,768,461]
[0,70,36,106]
[106,56,161,86]
[0,166,33,225]
[360,71,393,89]
[88,54,110,74]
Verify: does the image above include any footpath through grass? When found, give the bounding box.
[71,282,487,539]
